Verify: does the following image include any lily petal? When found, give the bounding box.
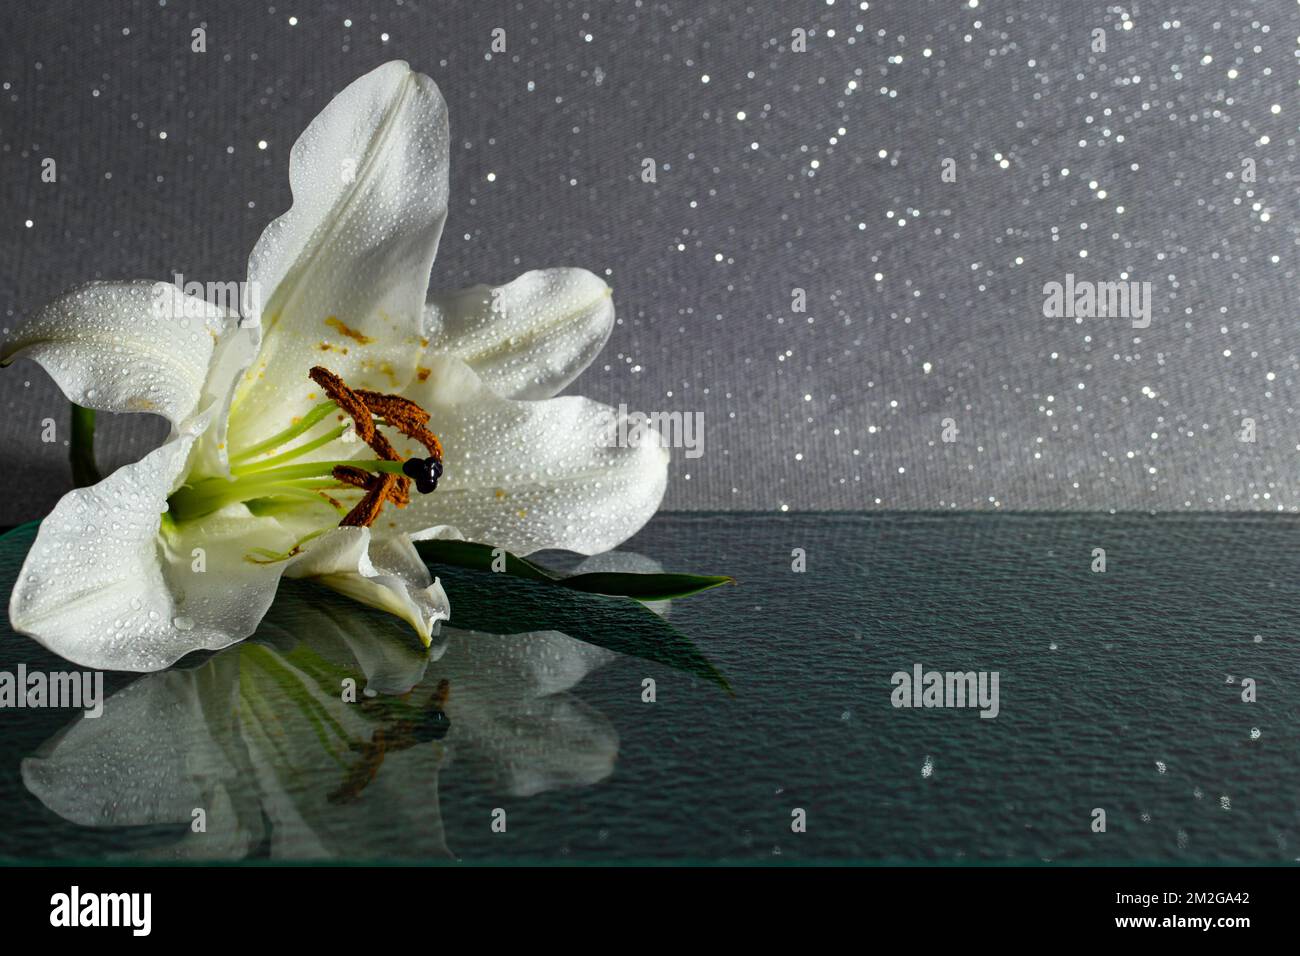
[185,321,263,479]
[7,437,302,671]
[230,60,450,450]
[423,268,615,400]
[394,355,669,555]
[0,281,227,432]
[12,445,446,670]
[285,528,450,649]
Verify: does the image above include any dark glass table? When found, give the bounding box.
[1,513,1295,864]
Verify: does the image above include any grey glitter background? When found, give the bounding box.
[1,0,1297,523]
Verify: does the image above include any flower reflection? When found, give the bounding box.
[21,581,620,860]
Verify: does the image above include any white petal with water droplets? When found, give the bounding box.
[1,281,227,432]
[8,438,297,671]
[424,268,615,400]
[230,60,450,451]
[157,505,306,660]
[185,322,263,479]
[393,355,669,555]
[285,527,450,648]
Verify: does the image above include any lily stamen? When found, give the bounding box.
[168,459,408,521]
[229,400,340,463]
[168,366,445,529]
[229,423,351,476]
[246,529,330,564]
[307,366,443,528]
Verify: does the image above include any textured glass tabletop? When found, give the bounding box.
[0,512,1296,864]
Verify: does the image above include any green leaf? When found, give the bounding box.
[432,563,733,694]
[70,404,100,489]
[415,538,735,600]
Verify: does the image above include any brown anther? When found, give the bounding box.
[331,465,371,489]
[338,472,400,528]
[309,366,443,528]
[388,479,411,508]
[309,367,375,445]
[356,390,430,424]
[332,464,410,509]
[407,425,444,464]
[357,391,443,463]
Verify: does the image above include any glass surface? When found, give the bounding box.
[1,513,1295,864]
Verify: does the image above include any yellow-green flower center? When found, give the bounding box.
[167,366,443,529]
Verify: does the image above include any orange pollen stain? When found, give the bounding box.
[325,316,374,345]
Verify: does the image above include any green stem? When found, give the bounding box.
[70,404,101,488]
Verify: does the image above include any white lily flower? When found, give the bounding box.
[1,61,668,672]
